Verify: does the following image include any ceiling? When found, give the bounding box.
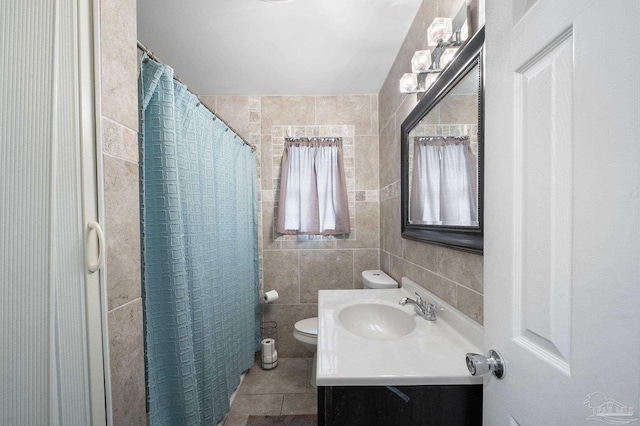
[137,0,423,96]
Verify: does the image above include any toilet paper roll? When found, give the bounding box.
[261,349,278,370]
[263,290,279,304]
[262,350,278,364]
[261,338,275,358]
[262,358,278,370]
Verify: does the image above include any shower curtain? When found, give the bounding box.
[139,57,260,425]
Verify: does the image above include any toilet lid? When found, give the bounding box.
[294,317,318,337]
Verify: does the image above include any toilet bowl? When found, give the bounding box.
[292,270,398,387]
[293,317,319,387]
[293,317,318,353]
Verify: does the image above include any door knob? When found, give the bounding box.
[465,349,505,379]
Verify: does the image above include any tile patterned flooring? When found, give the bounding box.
[223,358,318,426]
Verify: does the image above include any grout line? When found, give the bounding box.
[378,102,398,133]
[456,283,483,297]
[352,248,356,289]
[102,151,139,166]
[393,245,483,295]
[453,281,458,308]
[369,94,373,136]
[102,114,139,135]
[388,252,483,297]
[108,296,141,313]
[297,250,301,304]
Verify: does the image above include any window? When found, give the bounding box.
[277,138,350,235]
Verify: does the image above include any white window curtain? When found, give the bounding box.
[410,136,478,226]
[277,138,350,235]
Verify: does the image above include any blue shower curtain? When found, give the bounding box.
[139,58,260,425]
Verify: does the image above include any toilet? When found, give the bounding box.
[293,269,398,387]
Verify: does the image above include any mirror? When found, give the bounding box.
[401,28,484,253]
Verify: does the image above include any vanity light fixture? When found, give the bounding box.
[399,4,471,95]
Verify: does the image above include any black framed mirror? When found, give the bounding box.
[401,27,484,253]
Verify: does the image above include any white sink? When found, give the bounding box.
[337,302,416,340]
[316,278,484,386]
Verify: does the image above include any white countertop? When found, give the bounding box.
[315,278,484,386]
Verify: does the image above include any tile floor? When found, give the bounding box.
[223,357,318,426]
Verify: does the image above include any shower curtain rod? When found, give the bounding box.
[137,41,256,152]
[285,137,342,142]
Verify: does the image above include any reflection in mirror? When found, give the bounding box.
[401,27,484,253]
[408,64,479,227]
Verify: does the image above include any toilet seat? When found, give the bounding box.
[294,317,318,338]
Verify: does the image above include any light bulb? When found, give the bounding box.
[423,73,438,91]
[400,73,418,93]
[411,50,432,73]
[427,18,453,47]
[439,47,458,69]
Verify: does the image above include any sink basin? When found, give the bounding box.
[337,303,416,340]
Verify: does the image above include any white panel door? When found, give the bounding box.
[0,0,106,424]
[484,0,640,424]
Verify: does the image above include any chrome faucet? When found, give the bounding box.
[399,292,437,321]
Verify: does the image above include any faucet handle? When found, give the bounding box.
[424,302,438,320]
[414,292,423,305]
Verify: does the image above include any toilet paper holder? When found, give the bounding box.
[260,321,278,370]
[261,321,277,342]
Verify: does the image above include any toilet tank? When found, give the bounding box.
[361,270,398,289]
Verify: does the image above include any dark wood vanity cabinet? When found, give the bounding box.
[318,384,482,425]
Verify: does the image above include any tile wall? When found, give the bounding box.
[100,0,146,423]
[199,95,380,357]
[378,0,485,324]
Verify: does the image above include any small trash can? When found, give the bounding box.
[260,321,278,370]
